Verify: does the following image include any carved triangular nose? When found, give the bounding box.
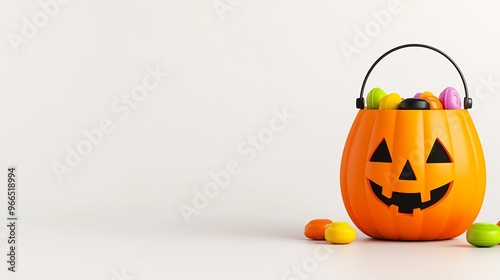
[399,160,416,180]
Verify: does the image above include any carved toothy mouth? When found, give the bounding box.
[369,180,452,214]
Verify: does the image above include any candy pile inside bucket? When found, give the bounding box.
[367,87,462,110]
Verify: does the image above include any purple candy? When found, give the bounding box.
[439,87,461,109]
[414,92,422,98]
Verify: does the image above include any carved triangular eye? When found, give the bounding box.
[370,139,392,163]
[427,139,452,163]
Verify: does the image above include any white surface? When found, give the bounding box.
[11,222,500,280]
[1,0,500,279]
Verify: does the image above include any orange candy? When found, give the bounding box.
[304,219,332,240]
[421,95,443,110]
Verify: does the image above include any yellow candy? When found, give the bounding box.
[420,91,435,98]
[325,222,356,244]
[379,93,402,110]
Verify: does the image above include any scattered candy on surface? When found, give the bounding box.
[414,92,422,98]
[399,98,430,110]
[304,219,332,240]
[466,223,500,247]
[420,95,443,110]
[439,87,461,109]
[367,87,387,109]
[379,93,402,110]
[325,222,356,244]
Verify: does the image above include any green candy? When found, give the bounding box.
[466,223,500,247]
[367,87,387,109]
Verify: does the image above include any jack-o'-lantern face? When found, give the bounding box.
[340,110,486,241]
[368,138,452,214]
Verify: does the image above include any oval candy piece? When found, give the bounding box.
[304,219,332,240]
[367,87,387,109]
[325,222,356,244]
[439,87,461,109]
[466,223,500,247]
[421,95,443,110]
[399,98,430,110]
[379,93,402,110]
[419,91,435,98]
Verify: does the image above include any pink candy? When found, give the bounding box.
[439,87,461,109]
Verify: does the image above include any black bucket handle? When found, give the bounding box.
[356,43,472,109]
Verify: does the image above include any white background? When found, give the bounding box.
[1,0,500,279]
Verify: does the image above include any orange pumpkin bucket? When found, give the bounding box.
[340,44,486,241]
